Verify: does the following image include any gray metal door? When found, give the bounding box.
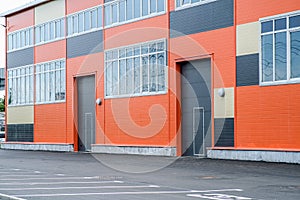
[181,59,211,156]
[77,75,95,151]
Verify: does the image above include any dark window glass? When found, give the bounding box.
[290,15,300,28]
[261,21,273,33]
[275,18,286,31]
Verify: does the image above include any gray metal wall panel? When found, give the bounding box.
[214,118,234,147]
[67,30,103,59]
[181,59,211,156]
[170,0,234,38]
[236,53,259,87]
[7,124,34,142]
[7,47,34,68]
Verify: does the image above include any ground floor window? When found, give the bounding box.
[105,39,167,98]
[8,65,34,106]
[35,59,66,104]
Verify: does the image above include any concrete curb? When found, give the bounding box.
[0,193,26,200]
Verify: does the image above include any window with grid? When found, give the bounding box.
[35,59,66,104]
[260,12,300,85]
[105,39,167,98]
[7,65,34,106]
[35,18,65,45]
[7,27,33,52]
[104,0,165,27]
[67,6,103,37]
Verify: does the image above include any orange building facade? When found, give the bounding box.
[1,0,300,163]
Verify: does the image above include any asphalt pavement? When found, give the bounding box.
[0,150,299,200]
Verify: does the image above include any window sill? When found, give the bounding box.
[260,79,300,86]
[175,0,218,12]
[105,91,167,100]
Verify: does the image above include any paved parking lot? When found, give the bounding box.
[0,150,299,199]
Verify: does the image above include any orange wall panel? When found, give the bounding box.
[103,95,171,146]
[66,0,102,15]
[7,9,34,33]
[237,0,300,25]
[104,15,169,49]
[34,103,67,143]
[170,27,236,88]
[236,85,300,150]
[35,40,66,63]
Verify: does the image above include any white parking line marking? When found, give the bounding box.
[0,180,124,186]
[0,174,50,177]
[188,193,252,199]
[14,189,243,198]
[0,176,107,181]
[0,185,160,191]
[0,193,26,200]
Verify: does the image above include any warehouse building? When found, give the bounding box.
[1,0,299,163]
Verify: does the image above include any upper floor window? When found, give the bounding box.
[175,0,216,9]
[35,18,65,45]
[260,12,300,85]
[7,27,33,52]
[105,39,167,98]
[8,65,34,106]
[105,0,165,27]
[67,6,103,37]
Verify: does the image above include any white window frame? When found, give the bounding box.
[35,17,65,46]
[7,27,34,52]
[259,10,300,86]
[35,59,66,104]
[175,0,217,11]
[7,65,34,106]
[66,5,103,38]
[104,0,167,29]
[104,38,168,99]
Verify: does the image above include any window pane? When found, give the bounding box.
[91,9,97,28]
[50,21,55,40]
[105,62,112,96]
[176,0,180,7]
[275,18,286,31]
[112,61,118,95]
[120,1,126,22]
[142,56,149,92]
[149,54,156,92]
[78,13,84,32]
[84,11,91,31]
[157,53,165,91]
[261,21,273,33]
[21,31,25,47]
[126,0,133,20]
[50,70,55,101]
[60,63,66,100]
[150,0,156,13]
[16,32,20,49]
[25,30,29,46]
[275,32,287,81]
[261,34,273,82]
[68,17,72,35]
[60,19,65,37]
[40,65,45,102]
[97,7,103,28]
[191,0,200,3]
[134,57,140,93]
[157,0,165,12]
[36,27,41,43]
[36,72,40,103]
[126,58,133,94]
[41,26,45,42]
[134,0,141,18]
[8,35,12,50]
[289,15,300,28]
[73,15,78,34]
[142,0,148,16]
[12,34,16,49]
[182,0,189,5]
[55,20,61,38]
[291,31,300,79]
[105,5,111,26]
[44,23,49,41]
[119,59,126,94]
[112,4,118,24]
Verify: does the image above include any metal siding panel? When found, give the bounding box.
[236,53,259,87]
[7,47,34,68]
[67,30,103,59]
[237,22,260,56]
[7,124,34,142]
[170,0,234,38]
[7,106,34,124]
[214,118,234,147]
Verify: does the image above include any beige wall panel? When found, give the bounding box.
[7,106,34,124]
[35,0,65,25]
[237,22,260,56]
[214,87,234,118]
